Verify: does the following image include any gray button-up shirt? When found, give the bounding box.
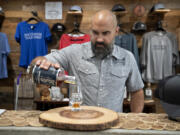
[45,42,144,112]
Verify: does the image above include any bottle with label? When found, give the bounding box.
[27,64,75,86]
[27,64,83,111]
[145,82,153,100]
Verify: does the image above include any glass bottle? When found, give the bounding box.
[27,64,83,111]
[27,64,76,86]
[145,82,153,100]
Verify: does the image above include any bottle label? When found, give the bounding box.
[32,65,61,86]
[145,89,152,96]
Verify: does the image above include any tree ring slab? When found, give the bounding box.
[39,106,119,131]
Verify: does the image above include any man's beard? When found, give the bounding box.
[91,41,113,59]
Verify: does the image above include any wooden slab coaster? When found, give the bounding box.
[39,106,119,131]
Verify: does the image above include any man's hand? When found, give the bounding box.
[31,56,60,70]
[130,89,144,113]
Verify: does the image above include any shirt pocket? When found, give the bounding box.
[77,61,98,86]
[77,62,97,75]
[109,67,129,92]
[111,67,128,79]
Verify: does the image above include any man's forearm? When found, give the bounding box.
[130,89,144,113]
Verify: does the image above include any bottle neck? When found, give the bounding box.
[57,75,76,84]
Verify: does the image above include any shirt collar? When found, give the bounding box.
[82,42,95,60]
[83,42,125,60]
[111,44,126,60]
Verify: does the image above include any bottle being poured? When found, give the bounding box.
[27,64,75,86]
[27,64,83,111]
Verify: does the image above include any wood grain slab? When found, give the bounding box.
[39,106,119,131]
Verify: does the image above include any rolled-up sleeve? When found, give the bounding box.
[126,52,144,91]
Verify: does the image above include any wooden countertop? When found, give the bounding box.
[0,109,180,133]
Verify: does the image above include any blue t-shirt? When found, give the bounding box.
[15,21,51,68]
[0,32,10,79]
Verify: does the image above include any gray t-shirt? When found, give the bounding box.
[140,31,179,83]
[45,42,144,112]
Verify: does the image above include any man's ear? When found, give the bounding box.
[115,26,119,36]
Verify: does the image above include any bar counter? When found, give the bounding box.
[0,126,180,135]
[0,110,180,135]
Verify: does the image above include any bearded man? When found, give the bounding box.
[32,10,144,112]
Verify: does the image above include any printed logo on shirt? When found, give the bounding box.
[153,44,167,50]
[24,33,42,40]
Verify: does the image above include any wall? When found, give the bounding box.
[0,0,180,111]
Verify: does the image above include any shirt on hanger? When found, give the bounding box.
[176,27,180,51]
[0,32,10,79]
[15,21,51,68]
[115,33,140,68]
[140,31,179,83]
[59,34,90,49]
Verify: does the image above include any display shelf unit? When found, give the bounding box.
[113,11,128,17]
[67,11,82,16]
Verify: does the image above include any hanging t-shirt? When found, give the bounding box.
[59,34,90,49]
[176,27,180,51]
[115,33,140,68]
[0,32,10,79]
[59,33,90,75]
[140,31,179,83]
[15,21,51,68]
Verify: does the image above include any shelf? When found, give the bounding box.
[124,99,155,105]
[151,9,171,15]
[0,12,4,17]
[67,11,83,16]
[113,11,128,16]
[34,100,69,111]
[123,99,156,113]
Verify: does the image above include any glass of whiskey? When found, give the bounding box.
[69,82,83,111]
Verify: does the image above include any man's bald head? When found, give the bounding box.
[90,10,119,59]
[91,10,117,29]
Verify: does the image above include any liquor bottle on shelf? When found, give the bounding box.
[144,82,153,100]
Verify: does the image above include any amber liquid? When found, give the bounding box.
[72,102,80,108]
[56,80,63,87]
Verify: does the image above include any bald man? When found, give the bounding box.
[32,10,144,112]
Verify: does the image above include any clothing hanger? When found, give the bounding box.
[156,20,166,32]
[68,22,84,35]
[26,11,41,23]
[26,17,40,23]
[68,15,84,35]
[118,24,128,34]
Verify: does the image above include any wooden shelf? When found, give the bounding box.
[151,9,171,15]
[113,11,128,16]
[34,99,156,113]
[124,99,155,105]
[0,12,4,17]
[67,11,83,16]
[34,100,69,111]
[123,99,156,113]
